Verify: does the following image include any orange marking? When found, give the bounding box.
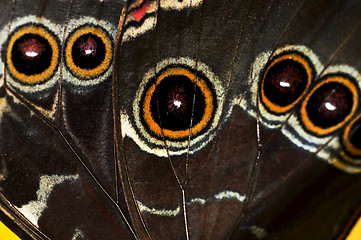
[131,1,150,22]
[260,53,313,114]
[300,76,358,136]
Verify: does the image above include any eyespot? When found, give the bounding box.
[241,45,322,129]
[300,74,359,136]
[141,67,214,140]
[259,51,314,115]
[242,46,361,172]
[129,57,224,157]
[64,24,112,80]
[5,23,60,85]
[342,113,361,158]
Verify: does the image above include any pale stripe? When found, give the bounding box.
[17,174,79,227]
[137,190,245,217]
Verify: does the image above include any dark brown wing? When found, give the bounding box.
[114,0,361,239]
[1,0,361,239]
[0,0,135,239]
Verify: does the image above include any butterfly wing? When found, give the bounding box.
[1,0,361,239]
[0,0,135,239]
[114,0,361,239]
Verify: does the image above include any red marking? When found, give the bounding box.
[131,1,151,22]
[271,65,303,94]
[167,86,190,116]
[78,36,97,57]
[18,38,45,60]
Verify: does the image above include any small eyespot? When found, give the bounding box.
[242,45,361,172]
[141,67,214,140]
[6,23,60,85]
[260,52,314,114]
[64,24,112,80]
[130,57,224,156]
[300,74,359,136]
[342,113,361,158]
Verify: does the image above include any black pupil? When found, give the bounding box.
[306,82,353,128]
[72,33,105,69]
[12,33,52,75]
[264,59,308,106]
[349,118,361,150]
[150,75,205,131]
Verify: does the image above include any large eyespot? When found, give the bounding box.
[5,23,60,86]
[64,24,112,80]
[260,52,314,114]
[342,113,361,158]
[129,57,224,157]
[141,67,214,140]
[300,74,359,136]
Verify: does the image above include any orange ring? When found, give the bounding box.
[65,25,112,79]
[260,53,313,114]
[6,24,59,84]
[300,75,358,136]
[343,113,361,157]
[142,67,214,139]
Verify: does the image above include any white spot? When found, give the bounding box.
[17,174,79,227]
[279,81,290,88]
[25,51,38,58]
[173,100,182,108]
[84,49,93,55]
[325,102,336,111]
[137,190,244,216]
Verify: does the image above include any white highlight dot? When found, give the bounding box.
[25,51,38,58]
[280,81,291,88]
[173,100,182,108]
[325,102,337,111]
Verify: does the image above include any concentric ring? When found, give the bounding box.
[64,24,112,80]
[300,74,359,136]
[6,23,60,85]
[260,52,314,115]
